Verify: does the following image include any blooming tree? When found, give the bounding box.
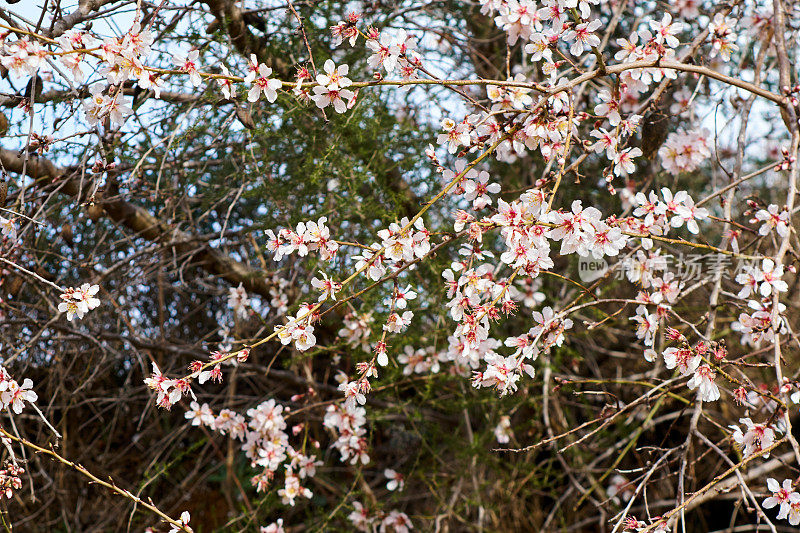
[0,0,799,530]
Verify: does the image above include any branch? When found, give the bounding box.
[640,438,790,532]
[0,426,190,531]
[0,148,275,299]
[47,0,121,38]
[201,0,291,78]
[0,86,202,108]
[674,450,795,524]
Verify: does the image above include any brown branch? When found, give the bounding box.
[669,448,796,529]
[640,438,790,532]
[0,86,202,108]
[47,0,122,38]
[0,148,275,299]
[201,0,291,78]
[0,427,189,531]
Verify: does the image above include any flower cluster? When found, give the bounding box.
[629,187,709,239]
[0,462,23,500]
[14,3,800,531]
[707,14,739,61]
[375,217,431,267]
[83,84,133,127]
[311,59,354,113]
[185,398,319,506]
[659,129,712,175]
[228,283,250,318]
[266,217,338,262]
[338,311,376,352]
[732,297,786,347]
[398,345,443,375]
[347,501,414,533]
[0,369,38,414]
[276,304,319,352]
[663,340,722,402]
[144,362,192,409]
[330,12,360,47]
[58,283,101,321]
[365,29,421,80]
[191,347,250,385]
[763,478,800,525]
[732,258,789,347]
[0,18,370,134]
[623,516,670,532]
[751,204,790,238]
[731,417,778,458]
[324,404,370,465]
[1,36,46,78]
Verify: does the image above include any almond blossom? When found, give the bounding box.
[261,519,285,533]
[278,473,312,506]
[671,195,708,234]
[168,511,193,533]
[731,417,777,458]
[173,50,202,87]
[331,13,360,47]
[649,13,683,48]
[0,216,17,242]
[752,204,790,237]
[755,258,788,296]
[659,129,711,175]
[383,311,413,333]
[311,59,354,113]
[708,13,739,61]
[185,401,215,427]
[735,263,759,299]
[494,0,540,45]
[366,31,402,73]
[663,346,700,375]
[83,85,132,127]
[463,170,501,210]
[389,284,417,309]
[228,283,250,318]
[437,118,472,154]
[494,415,513,443]
[686,364,720,402]
[58,283,101,321]
[0,375,37,414]
[763,478,800,519]
[144,362,185,409]
[631,305,658,347]
[384,468,405,491]
[339,380,367,411]
[248,64,282,103]
[564,19,601,56]
[1,38,45,76]
[380,510,413,533]
[311,271,342,302]
[324,404,370,464]
[348,501,374,531]
[612,147,642,177]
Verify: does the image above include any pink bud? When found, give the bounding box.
[733,387,747,405]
